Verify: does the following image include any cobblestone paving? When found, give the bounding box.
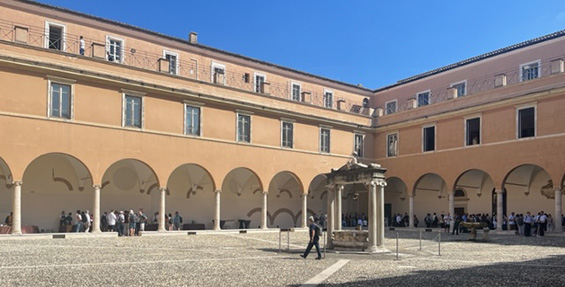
[0,230,563,286]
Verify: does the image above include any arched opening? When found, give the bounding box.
[0,157,13,230]
[101,159,159,231]
[453,169,494,216]
[384,177,408,227]
[167,164,216,230]
[221,167,262,229]
[307,174,327,225]
[268,171,303,228]
[22,153,93,232]
[413,173,448,227]
[503,164,553,215]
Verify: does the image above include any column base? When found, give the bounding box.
[366,245,391,254]
[157,228,166,232]
[11,231,22,235]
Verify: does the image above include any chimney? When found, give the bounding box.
[189,32,198,44]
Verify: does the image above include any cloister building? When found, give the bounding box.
[0,0,563,235]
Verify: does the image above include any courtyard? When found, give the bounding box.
[0,230,564,286]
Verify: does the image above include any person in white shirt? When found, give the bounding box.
[79,36,85,55]
[443,213,452,233]
[538,211,548,236]
[106,210,117,232]
[523,212,533,236]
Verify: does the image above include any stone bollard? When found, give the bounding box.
[482,228,489,241]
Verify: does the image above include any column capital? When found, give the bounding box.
[368,179,386,187]
[215,189,221,194]
[159,186,167,191]
[301,193,308,198]
[262,190,268,195]
[495,189,505,194]
[93,184,101,189]
[13,180,22,186]
[555,187,563,193]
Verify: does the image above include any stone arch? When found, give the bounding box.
[384,177,408,226]
[166,163,216,229]
[503,164,554,214]
[0,156,13,227]
[453,169,495,215]
[412,173,448,224]
[22,153,94,232]
[307,174,327,218]
[220,167,263,229]
[268,171,303,228]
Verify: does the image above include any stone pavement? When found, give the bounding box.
[0,229,563,286]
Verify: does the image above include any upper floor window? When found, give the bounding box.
[212,62,226,85]
[465,117,480,146]
[423,125,435,152]
[254,73,266,93]
[237,113,251,143]
[185,105,201,136]
[385,100,397,115]
[320,128,331,153]
[123,94,142,128]
[291,82,301,102]
[45,21,65,51]
[281,121,294,148]
[517,106,536,138]
[417,91,430,107]
[49,82,72,119]
[520,61,540,81]
[164,50,178,75]
[387,133,398,157]
[324,90,333,108]
[451,81,466,97]
[354,133,364,157]
[106,36,124,63]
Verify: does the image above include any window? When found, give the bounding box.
[254,73,266,93]
[324,90,333,108]
[354,133,364,157]
[164,50,178,75]
[417,91,430,107]
[124,95,142,128]
[385,100,397,115]
[291,82,301,101]
[423,125,435,152]
[451,81,466,97]
[45,22,65,51]
[49,82,71,119]
[211,63,225,85]
[282,121,294,148]
[237,113,251,143]
[521,61,540,81]
[320,128,331,153]
[517,106,535,138]
[185,105,201,136]
[387,133,398,157]
[465,117,480,146]
[106,36,124,63]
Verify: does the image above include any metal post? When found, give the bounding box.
[323,230,326,259]
[419,229,422,251]
[278,230,281,253]
[287,230,290,251]
[438,231,441,256]
[396,232,399,260]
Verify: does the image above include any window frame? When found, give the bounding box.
[106,35,125,64]
[290,81,301,102]
[464,115,482,146]
[354,132,365,158]
[323,89,333,109]
[386,132,399,157]
[44,21,66,51]
[254,72,266,93]
[520,60,541,82]
[236,110,252,143]
[516,104,537,139]
[422,124,436,152]
[163,49,179,75]
[184,101,203,137]
[46,76,75,120]
[451,80,467,97]
[385,99,397,115]
[319,126,331,154]
[281,119,294,149]
[417,90,430,107]
[121,90,145,129]
[211,62,226,85]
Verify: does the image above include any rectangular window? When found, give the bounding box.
[385,100,397,115]
[521,61,540,81]
[417,91,430,107]
[107,36,123,63]
[451,81,466,97]
[354,133,364,157]
[237,114,251,143]
[255,73,265,93]
[423,126,435,152]
[124,95,142,128]
[185,105,201,136]
[518,107,535,138]
[47,24,64,51]
[387,133,398,157]
[164,50,178,75]
[212,63,225,85]
[282,122,294,148]
[291,82,301,101]
[466,117,480,146]
[324,91,333,108]
[50,83,71,119]
[320,128,331,153]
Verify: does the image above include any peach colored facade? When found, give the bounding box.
[0,0,563,234]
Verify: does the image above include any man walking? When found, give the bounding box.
[300,216,322,260]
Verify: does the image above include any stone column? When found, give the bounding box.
[326,185,335,248]
[496,189,504,231]
[367,180,378,251]
[376,180,386,248]
[92,184,101,233]
[555,188,563,233]
[214,190,221,231]
[448,190,455,233]
[11,181,22,235]
[408,194,414,228]
[335,185,342,231]
[301,193,308,228]
[261,191,268,229]
[158,187,167,232]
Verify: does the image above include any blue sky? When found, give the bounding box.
[36,0,565,89]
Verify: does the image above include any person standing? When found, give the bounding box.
[538,211,547,236]
[75,210,83,233]
[300,216,322,260]
[173,212,182,230]
[138,209,148,235]
[117,211,125,236]
[524,212,533,237]
[79,36,85,55]
[107,210,116,232]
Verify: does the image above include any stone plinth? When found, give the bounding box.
[333,230,369,250]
